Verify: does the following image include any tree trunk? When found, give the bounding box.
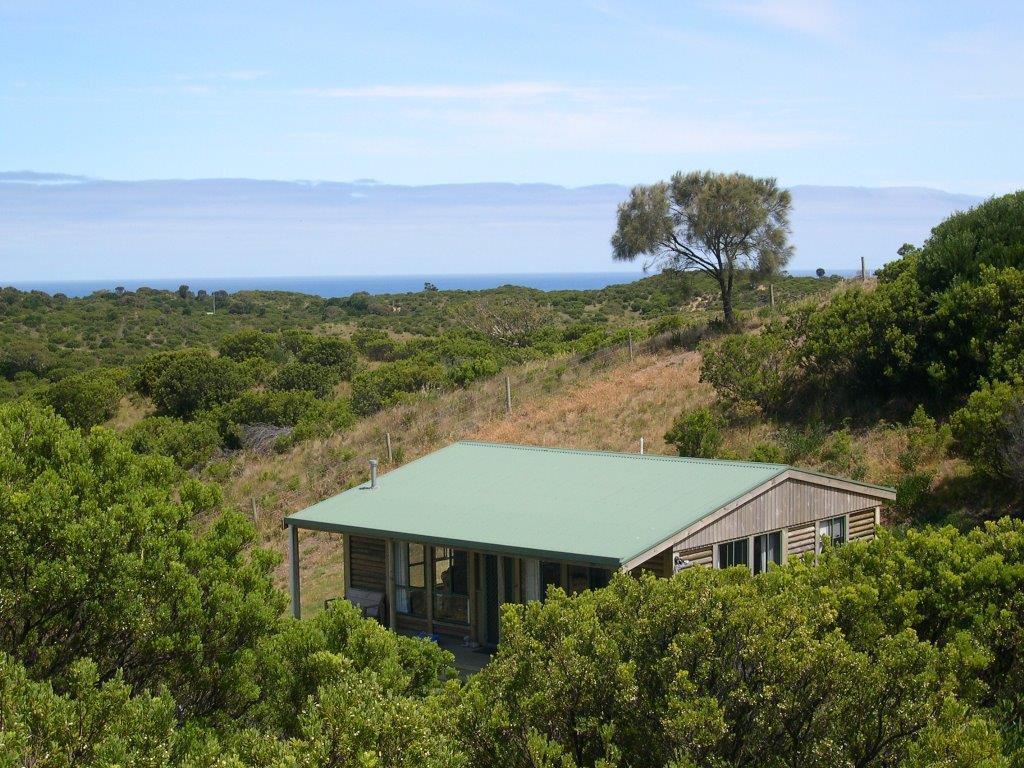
[719,280,735,327]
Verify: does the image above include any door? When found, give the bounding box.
[483,554,500,647]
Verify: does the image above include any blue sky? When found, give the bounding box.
[2,1,1022,194]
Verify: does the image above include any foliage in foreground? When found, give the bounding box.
[2,402,1023,767]
[461,521,1024,768]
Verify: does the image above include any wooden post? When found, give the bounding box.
[425,547,434,637]
[496,555,506,643]
[385,539,397,630]
[385,432,393,463]
[504,376,512,415]
[769,284,775,312]
[861,256,866,281]
[639,437,645,454]
[628,332,634,361]
[468,552,478,645]
[342,534,350,600]
[289,525,301,619]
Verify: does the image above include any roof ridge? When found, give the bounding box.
[455,440,789,470]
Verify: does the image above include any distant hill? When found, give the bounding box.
[0,174,984,280]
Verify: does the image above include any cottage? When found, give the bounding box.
[284,441,894,647]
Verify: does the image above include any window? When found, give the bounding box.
[820,516,847,546]
[432,547,469,624]
[753,531,782,574]
[540,561,563,594]
[566,565,611,594]
[395,542,427,617]
[717,538,748,569]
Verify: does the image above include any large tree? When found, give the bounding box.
[612,170,793,325]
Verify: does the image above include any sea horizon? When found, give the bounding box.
[4,269,859,299]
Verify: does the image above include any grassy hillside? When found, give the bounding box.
[223,325,966,614]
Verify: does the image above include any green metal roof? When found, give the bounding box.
[285,441,802,567]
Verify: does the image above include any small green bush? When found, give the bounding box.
[298,335,359,379]
[749,441,785,464]
[664,406,726,458]
[151,352,248,418]
[38,368,127,429]
[218,328,282,362]
[950,378,1024,478]
[124,415,223,468]
[269,362,339,398]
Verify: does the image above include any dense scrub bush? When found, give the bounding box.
[151,351,249,418]
[123,415,223,468]
[219,389,323,427]
[297,335,358,378]
[218,328,282,362]
[351,359,444,416]
[699,323,797,415]
[268,361,339,397]
[0,653,181,768]
[37,368,126,428]
[352,327,402,361]
[0,402,283,720]
[0,340,50,379]
[950,378,1024,478]
[457,520,1024,768]
[664,406,725,458]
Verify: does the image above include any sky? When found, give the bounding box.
[2,1,1022,194]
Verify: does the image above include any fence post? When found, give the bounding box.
[861,256,866,281]
[504,376,512,415]
[628,332,634,361]
[769,284,775,312]
[386,432,393,463]
[639,437,645,455]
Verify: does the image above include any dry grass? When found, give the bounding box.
[104,395,152,430]
[475,350,711,454]
[221,344,710,604]
[221,334,964,605]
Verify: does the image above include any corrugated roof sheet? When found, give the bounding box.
[285,441,797,566]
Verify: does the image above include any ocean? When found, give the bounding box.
[4,269,858,299]
[6,272,646,298]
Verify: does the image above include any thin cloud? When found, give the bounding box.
[719,0,846,40]
[295,82,687,102]
[173,70,269,82]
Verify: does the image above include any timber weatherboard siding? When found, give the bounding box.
[674,479,884,549]
[848,507,878,542]
[348,535,387,590]
[786,522,817,557]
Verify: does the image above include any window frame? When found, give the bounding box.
[819,515,848,547]
[395,542,428,618]
[431,546,469,626]
[752,530,783,575]
[717,537,749,570]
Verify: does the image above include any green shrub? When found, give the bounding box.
[38,368,126,429]
[124,415,223,468]
[350,360,445,416]
[218,328,282,362]
[749,440,785,463]
[664,406,726,458]
[219,389,321,427]
[269,362,339,397]
[0,402,285,721]
[699,324,798,414]
[898,405,952,471]
[297,335,359,379]
[352,328,402,361]
[151,352,248,418]
[950,378,1024,478]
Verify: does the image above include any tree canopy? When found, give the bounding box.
[612,171,793,325]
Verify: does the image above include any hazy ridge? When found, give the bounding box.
[0,173,984,280]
